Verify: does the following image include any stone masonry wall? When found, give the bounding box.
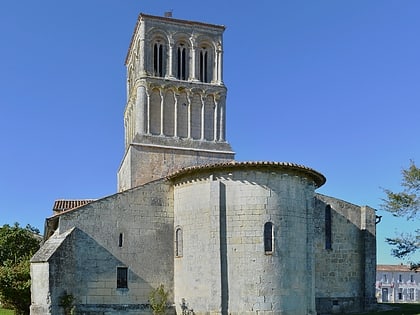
[52,179,174,314]
[118,142,234,191]
[174,179,222,314]
[173,167,318,315]
[314,194,376,314]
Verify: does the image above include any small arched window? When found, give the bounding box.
[153,41,165,77]
[199,47,209,83]
[175,227,183,257]
[176,44,187,80]
[264,222,274,254]
[325,205,332,250]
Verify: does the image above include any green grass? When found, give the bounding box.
[0,308,14,315]
[0,304,419,315]
[353,303,420,315]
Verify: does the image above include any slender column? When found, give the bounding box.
[128,107,132,143]
[213,94,219,141]
[174,92,178,137]
[126,77,130,100]
[190,46,196,80]
[124,118,128,148]
[138,39,146,76]
[219,96,225,141]
[187,92,192,139]
[200,94,205,140]
[146,88,151,134]
[216,42,223,84]
[146,39,152,76]
[159,88,164,136]
[189,37,198,81]
[135,86,146,135]
[167,38,174,78]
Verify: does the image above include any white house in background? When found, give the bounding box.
[376,264,420,303]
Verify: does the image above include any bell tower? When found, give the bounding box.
[118,13,235,191]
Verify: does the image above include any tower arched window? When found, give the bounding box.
[199,47,209,83]
[153,41,165,77]
[175,227,183,257]
[264,222,274,254]
[177,44,187,80]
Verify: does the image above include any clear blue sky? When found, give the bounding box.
[1,1,419,265]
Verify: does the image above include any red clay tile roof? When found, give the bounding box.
[53,199,95,213]
[167,161,326,187]
[377,264,413,272]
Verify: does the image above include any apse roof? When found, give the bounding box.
[167,161,326,187]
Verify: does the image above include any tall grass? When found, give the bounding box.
[355,303,420,315]
[0,308,14,315]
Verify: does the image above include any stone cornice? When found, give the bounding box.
[167,161,326,188]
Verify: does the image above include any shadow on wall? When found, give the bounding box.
[33,227,165,315]
[314,195,376,314]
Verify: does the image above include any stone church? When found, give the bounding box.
[30,13,377,315]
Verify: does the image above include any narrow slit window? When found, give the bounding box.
[117,267,128,289]
[325,205,332,250]
[175,227,183,257]
[118,233,123,247]
[264,222,274,253]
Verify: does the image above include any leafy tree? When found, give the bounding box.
[0,223,41,315]
[382,160,420,269]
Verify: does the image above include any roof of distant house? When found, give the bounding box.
[377,264,413,272]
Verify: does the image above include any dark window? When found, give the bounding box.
[398,289,403,300]
[118,233,123,247]
[175,227,183,257]
[264,222,273,253]
[383,274,387,283]
[411,274,414,283]
[325,205,332,250]
[199,49,208,83]
[409,288,415,300]
[117,267,128,289]
[177,45,187,80]
[153,42,164,77]
[399,274,402,282]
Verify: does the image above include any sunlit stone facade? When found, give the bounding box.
[30,13,376,315]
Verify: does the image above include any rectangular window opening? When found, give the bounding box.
[409,288,415,300]
[264,222,273,254]
[117,267,128,289]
